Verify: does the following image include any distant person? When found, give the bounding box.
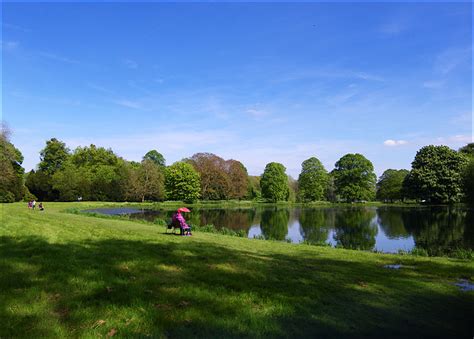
[38,202,44,211]
[171,210,192,236]
[32,200,36,210]
[28,201,32,209]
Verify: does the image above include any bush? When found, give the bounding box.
[0,191,15,203]
[410,248,428,257]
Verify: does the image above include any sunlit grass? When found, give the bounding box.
[1,202,473,337]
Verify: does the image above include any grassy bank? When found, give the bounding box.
[1,202,473,337]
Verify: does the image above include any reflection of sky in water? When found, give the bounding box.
[374,231,414,253]
[248,224,262,238]
[286,220,303,243]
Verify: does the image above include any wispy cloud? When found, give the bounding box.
[88,83,115,95]
[112,99,142,109]
[422,80,444,89]
[450,111,472,126]
[0,40,19,52]
[434,47,471,74]
[39,52,79,64]
[383,139,408,147]
[276,68,384,83]
[246,108,270,119]
[123,59,138,69]
[2,22,31,33]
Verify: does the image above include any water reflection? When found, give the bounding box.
[102,205,473,254]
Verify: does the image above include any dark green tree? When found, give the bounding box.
[297,157,328,202]
[247,176,261,200]
[126,159,165,202]
[0,125,25,202]
[376,169,409,202]
[143,150,166,167]
[39,138,70,174]
[260,162,289,202]
[165,162,201,202]
[406,145,468,203]
[332,154,376,202]
[462,159,474,206]
[459,143,474,158]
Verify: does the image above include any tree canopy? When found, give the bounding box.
[260,162,289,202]
[376,169,409,202]
[332,154,376,202]
[0,125,25,202]
[165,162,201,202]
[297,157,328,202]
[143,150,166,167]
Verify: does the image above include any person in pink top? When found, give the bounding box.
[171,211,192,236]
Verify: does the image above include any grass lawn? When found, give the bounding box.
[1,202,473,338]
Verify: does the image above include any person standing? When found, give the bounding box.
[32,200,36,210]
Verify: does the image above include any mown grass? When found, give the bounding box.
[1,202,473,338]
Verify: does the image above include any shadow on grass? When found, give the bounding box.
[0,235,472,338]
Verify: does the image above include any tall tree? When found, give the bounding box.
[247,176,261,200]
[462,159,474,206]
[297,157,328,202]
[39,138,70,175]
[0,124,25,202]
[126,159,165,202]
[143,150,166,167]
[260,162,289,202]
[332,153,376,202]
[187,153,231,200]
[459,143,474,158]
[165,162,201,202]
[225,159,249,200]
[376,169,409,202]
[406,145,468,203]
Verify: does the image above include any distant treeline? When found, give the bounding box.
[1,125,473,205]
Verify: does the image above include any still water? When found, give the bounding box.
[87,206,474,254]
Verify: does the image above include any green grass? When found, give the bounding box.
[1,202,473,338]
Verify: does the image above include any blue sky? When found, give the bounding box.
[2,2,472,177]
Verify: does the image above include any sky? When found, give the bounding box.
[1,2,472,177]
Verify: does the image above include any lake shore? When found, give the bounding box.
[1,202,473,337]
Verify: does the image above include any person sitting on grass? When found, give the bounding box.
[171,210,192,236]
[38,202,44,211]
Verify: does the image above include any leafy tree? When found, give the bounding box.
[376,169,409,202]
[332,154,376,202]
[25,170,52,201]
[297,157,328,202]
[406,145,468,204]
[126,159,165,202]
[325,174,337,202]
[459,143,474,158]
[187,153,231,200]
[287,176,298,203]
[247,176,261,200]
[143,150,166,167]
[462,159,474,206]
[260,162,289,202]
[165,162,201,202]
[39,138,70,175]
[52,161,87,201]
[226,159,249,200]
[0,124,25,202]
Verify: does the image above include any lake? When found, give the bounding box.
[85,206,474,254]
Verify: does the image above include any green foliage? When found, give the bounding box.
[126,160,165,202]
[332,154,376,202]
[376,169,409,202]
[462,159,474,206]
[246,176,261,200]
[297,157,328,202]
[39,138,70,175]
[406,145,468,203]
[458,143,474,158]
[143,150,166,167]
[260,208,289,240]
[0,125,25,202]
[333,208,378,250]
[260,162,289,202]
[165,162,201,202]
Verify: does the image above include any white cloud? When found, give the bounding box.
[246,108,270,119]
[384,139,408,147]
[38,52,79,64]
[112,99,142,109]
[434,47,471,74]
[123,59,138,69]
[0,40,19,51]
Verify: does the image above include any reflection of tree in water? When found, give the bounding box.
[402,207,473,255]
[376,207,409,239]
[260,209,289,241]
[189,209,256,231]
[299,209,332,245]
[333,208,377,250]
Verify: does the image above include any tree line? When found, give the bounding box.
[1,126,473,205]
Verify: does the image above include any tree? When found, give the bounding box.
[332,154,376,202]
[143,150,166,167]
[126,159,165,202]
[165,162,201,202]
[462,159,474,206]
[260,162,289,202]
[225,159,248,200]
[459,143,474,158]
[0,124,25,202]
[376,169,409,202]
[297,157,328,202]
[186,153,231,200]
[247,176,261,200]
[39,138,70,175]
[406,145,468,204]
